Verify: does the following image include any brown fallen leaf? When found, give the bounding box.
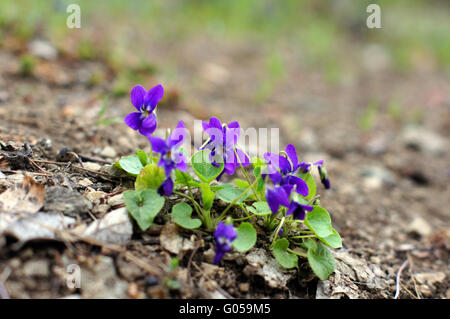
[0,175,45,234]
[0,175,45,213]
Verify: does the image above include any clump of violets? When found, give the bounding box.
[201,117,250,180]
[119,83,340,281]
[125,84,164,137]
[149,120,188,196]
[213,222,237,265]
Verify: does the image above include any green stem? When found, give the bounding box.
[234,146,261,201]
[173,191,204,223]
[289,234,316,239]
[287,248,308,258]
[217,174,261,221]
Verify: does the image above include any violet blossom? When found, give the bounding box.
[213,222,237,265]
[149,121,187,196]
[124,84,164,137]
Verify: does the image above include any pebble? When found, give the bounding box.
[22,259,50,277]
[78,178,93,186]
[84,190,106,205]
[99,146,117,158]
[406,217,432,238]
[400,126,446,156]
[419,284,432,297]
[415,272,446,286]
[238,283,250,293]
[83,162,102,172]
[28,39,58,61]
[107,194,124,207]
[360,165,396,190]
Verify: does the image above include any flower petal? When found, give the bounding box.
[149,136,168,154]
[235,147,250,167]
[283,175,309,197]
[130,85,146,110]
[144,84,164,112]
[124,112,142,130]
[168,121,186,149]
[157,178,174,196]
[285,144,299,171]
[138,114,157,137]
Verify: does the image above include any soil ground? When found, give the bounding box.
[0,26,448,299]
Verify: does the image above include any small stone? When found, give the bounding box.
[93,204,110,215]
[83,207,133,244]
[22,259,50,277]
[9,258,21,269]
[83,162,102,172]
[160,223,183,255]
[400,126,446,155]
[419,284,432,297]
[43,186,92,216]
[107,194,124,207]
[85,190,106,205]
[361,166,396,190]
[238,283,250,293]
[78,178,93,186]
[99,146,117,158]
[415,272,446,286]
[28,39,58,60]
[407,217,433,238]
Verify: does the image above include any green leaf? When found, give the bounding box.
[253,166,265,193]
[233,178,250,188]
[174,170,200,187]
[304,206,333,238]
[232,222,257,252]
[123,189,165,231]
[210,183,234,191]
[216,188,251,204]
[171,202,202,229]
[272,238,298,269]
[306,239,335,280]
[135,164,166,192]
[297,172,316,200]
[200,183,215,212]
[191,149,224,183]
[136,149,149,166]
[317,228,342,249]
[114,155,144,176]
[248,201,272,216]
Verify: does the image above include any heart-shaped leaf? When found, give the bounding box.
[248,201,272,216]
[114,155,144,176]
[216,188,250,204]
[304,206,333,238]
[191,149,224,183]
[232,222,257,252]
[317,228,342,248]
[171,202,202,229]
[305,239,335,280]
[135,164,166,191]
[123,189,165,231]
[272,238,298,269]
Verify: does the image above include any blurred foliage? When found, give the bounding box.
[0,0,448,77]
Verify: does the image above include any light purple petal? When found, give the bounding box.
[174,153,188,171]
[144,84,164,112]
[168,121,186,149]
[226,121,240,146]
[149,136,168,154]
[130,85,146,111]
[124,112,142,130]
[235,147,250,167]
[138,114,157,137]
[313,160,324,166]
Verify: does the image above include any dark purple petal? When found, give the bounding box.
[144,84,164,112]
[207,117,222,130]
[138,114,157,137]
[283,175,309,197]
[124,112,142,130]
[130,85,146,111]
[213,250,225,265]
[266,186,290,214]
[157,178,174,196]
[223,160,236,175]
[149,136,168,154]
[264,153,291,174]
[285,144,299,171]
[298,162,311,173]
[313,160,324,166]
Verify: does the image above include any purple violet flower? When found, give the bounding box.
[149,121,188,196]
[213,222,237,265]
[286,201,314,220]
[318,165,331,189]
[124,84,164,137]
[201,117,250,179]
[266,184,293,214]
